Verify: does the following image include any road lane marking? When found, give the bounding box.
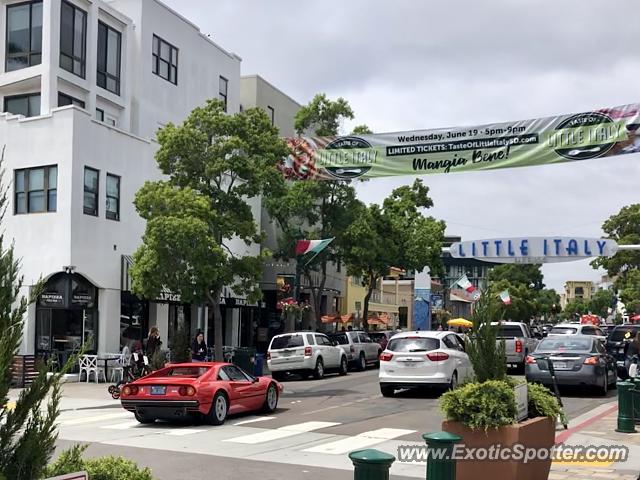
[232,416,275,426]
[59,412,132,426]
[301,395,380,416]
[164,429,206,436]
[101,421,141,430]
[224,421,340,444]
[303,428,416,454]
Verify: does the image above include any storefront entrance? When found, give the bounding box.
[35,272,98,369]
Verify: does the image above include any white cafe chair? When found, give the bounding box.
[78,354,105,383]
[110,352,129,382]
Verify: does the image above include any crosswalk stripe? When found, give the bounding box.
[164,428,207,436]
[101,421,141,430]
[224,421,340,444]
[232,416,275,426]
[303,428,416,454]
[59,412,132,426]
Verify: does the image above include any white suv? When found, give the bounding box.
[267,331,348,381]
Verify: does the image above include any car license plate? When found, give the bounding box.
[151,386,166,395]
[282,350,292,357]
[553,362,567,370]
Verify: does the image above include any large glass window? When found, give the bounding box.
[14,165,57,214]
[106,173,120,221]
[152,35,178,84]
[219,76,228,112]
[97,22,121,95]
[59,1,86,77]
[6,1,42,72]
[4,93,41,117]
[83,167,99,216]
[58,92,85,109]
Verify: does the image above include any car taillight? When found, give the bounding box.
[526,355,536,364]
[304,346,312,357]
[426,352,449,362]
[379,352,393,362]
[122,385,138,396]
[266,351,271,360]
[584,356,600,365]
[515,340,523,353]
[178,386,196,396]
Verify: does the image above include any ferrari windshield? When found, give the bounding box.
[158,366,210,378]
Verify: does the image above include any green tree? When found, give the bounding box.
[466,291,507,383]
[130,100,289,361]
[342,180,445,329]
[488,264,544,290]
[170,325,192,363]
[0,148,68,479]
[351,124,373,135]
[618,270,640,315]
[294,93,354,136]
[591,204,640,277]
[561,298,589,321]
[535,288,561,320]
[588,289,615,318]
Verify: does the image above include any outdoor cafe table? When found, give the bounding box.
[97,355,120,382]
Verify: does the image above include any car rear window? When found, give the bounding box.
[496,325,524,338]
[550,327,578,335]
[536,337,592,352]
[327,333,349,345]
[610,327,640,342]
[161,367,210,378]
[270,335,304,349]
[387,337,439,353]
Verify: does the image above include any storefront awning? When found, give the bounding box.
[368,302,399,314]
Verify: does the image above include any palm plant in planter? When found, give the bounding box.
[439,291,564,480]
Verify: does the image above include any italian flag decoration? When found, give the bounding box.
[499,290,511,305]
[295,238,334,264]
[456,275,481,300]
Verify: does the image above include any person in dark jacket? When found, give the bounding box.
[625,332,640,372]
[146,326,162,358]
[191,331,208,362]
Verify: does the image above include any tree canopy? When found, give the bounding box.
[294,93,354,136]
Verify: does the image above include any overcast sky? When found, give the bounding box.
[166,0,640,292]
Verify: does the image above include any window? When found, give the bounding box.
[222,365,251,382]
[97,22,121,95]
[387,337,439,353]
[315,334,331,346]
[58,92,85,109]
[106,174,120,221]
[270,334,303,350]
[152,34,178,84]
[4,93,41,117]
[96,108,104,121]
[83,167,99,216]
[6,1,42,72]
[267,105,275,126]
[218,76,228,112]
[14,165,57,214]
[60,1,86,77]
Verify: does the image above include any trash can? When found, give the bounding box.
[254,354,264,376]
[232,347,256,373]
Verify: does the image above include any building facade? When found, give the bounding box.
[561,280,595,309]
[0,0,259,362]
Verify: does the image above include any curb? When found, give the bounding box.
[555,401,618,445]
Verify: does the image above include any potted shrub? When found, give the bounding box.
[439,293,564,480]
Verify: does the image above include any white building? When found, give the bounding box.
[0,0,250,363]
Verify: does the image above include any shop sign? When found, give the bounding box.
[39,292,64,307]
[156,290,181,303]
[72,293,93,306]
[450,237,618,264]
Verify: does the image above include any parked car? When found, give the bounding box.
[369,330,396,351]
[327,331,382,371]
[605,324,640,365]
[266,331,348,381]
[492,321,540,372]
[378,331,473,397]
[525,335,617,395]
[548,323,607,343]
[120,362,283,425]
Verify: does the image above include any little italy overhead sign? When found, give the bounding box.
[449,237,619,264]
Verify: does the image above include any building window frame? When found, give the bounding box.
[219,76,228,112]
[3,93,41,117]
[58,92,85,109]
[267,105,275,126]
[5,0,43,72]
[96,21,121,95]
[106,173,120,221]
[14,165,57,214]
[152,34,178,85]
[95,108,104,121]
[59,0,87,78]
[83,167,99,216]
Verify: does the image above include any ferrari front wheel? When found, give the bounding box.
[263,383,278,413]
[208,391,228,425]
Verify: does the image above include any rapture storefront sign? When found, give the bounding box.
[281,103,640,180]
[449,237,619,264]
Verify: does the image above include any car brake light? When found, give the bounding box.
[515,340,523,353]
[266,351,271,360]
[379,352,393,362]
[178,386,196,396]
[304,346,312,357]
[122,385,138,396]
[427,352,449,362]
[584,356,600,365]
[525,355,536,365]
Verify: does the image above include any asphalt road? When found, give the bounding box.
[52,367,617,480]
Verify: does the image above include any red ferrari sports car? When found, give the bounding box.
[120,362,283,425]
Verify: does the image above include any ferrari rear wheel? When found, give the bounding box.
[263,383,279,413]
[208,391,228,425]
[134,411,155,424]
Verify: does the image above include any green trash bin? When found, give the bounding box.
[233,347,256,373]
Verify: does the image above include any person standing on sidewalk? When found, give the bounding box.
[146,326,162,358]
[625,331,640,373]
[191,331,208,362]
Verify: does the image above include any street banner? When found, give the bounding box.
[455,275,481,300]
[281,103,640,180]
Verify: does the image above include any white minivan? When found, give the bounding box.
[267,331,348,381]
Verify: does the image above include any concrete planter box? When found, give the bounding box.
[442,416,555,480]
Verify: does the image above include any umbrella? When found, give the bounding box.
[448,318,473,328]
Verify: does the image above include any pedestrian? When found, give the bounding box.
[625,331,640,373]
[436,324,443,331]
[341,326,346,332]
[191,331,208,362]
[146,326,162,358]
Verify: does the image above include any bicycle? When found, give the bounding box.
[107,352,152,399]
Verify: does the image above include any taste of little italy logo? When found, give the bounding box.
[552,111,617,161]
[324,136,373,179]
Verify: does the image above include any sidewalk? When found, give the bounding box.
[9,379,120,412]
[550,403,640,480]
